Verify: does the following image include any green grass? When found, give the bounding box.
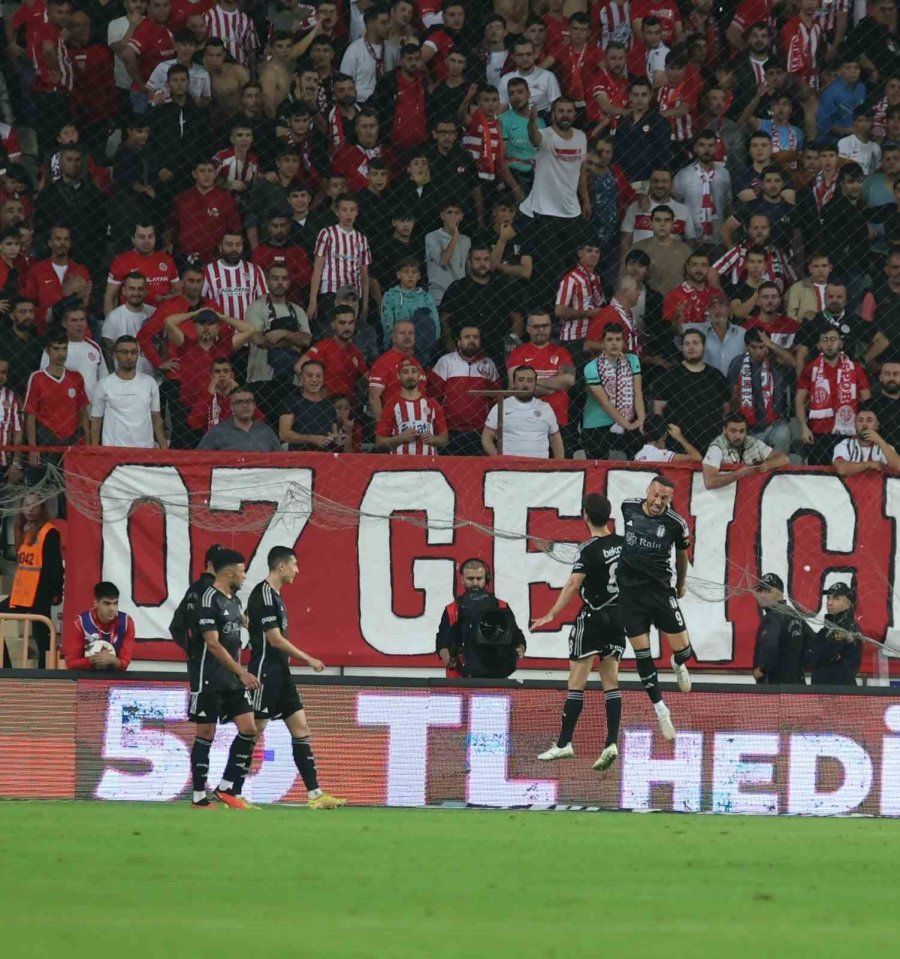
[0,803,897,958]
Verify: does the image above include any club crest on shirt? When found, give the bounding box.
[159,262,168,271]
[657,525,666,538]
[534,409,542,417]
[67,388,76,398]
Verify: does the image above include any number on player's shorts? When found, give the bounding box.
[608,561,619,594]
[668,595,684,627]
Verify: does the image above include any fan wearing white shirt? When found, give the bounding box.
[91,336,166,449]
[482,365,564,459]
[340,6,391,102]
[634,416,702,463]
[837,109,882,176]
[832,406,900,476]
[101,272,156,376]
[40,303,108,402]
[498,39,562,114]
[146,29,211,105]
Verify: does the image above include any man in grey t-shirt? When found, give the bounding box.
[197,386,281,452]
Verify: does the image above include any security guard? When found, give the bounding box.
[436,559,527,678]
[751,573,808,684]
[807,583,862,686]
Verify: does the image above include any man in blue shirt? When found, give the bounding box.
[816,55,866,143]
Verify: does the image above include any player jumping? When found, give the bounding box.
[243,546,346,810]
[531,493,625,771]
[618,475,694,741]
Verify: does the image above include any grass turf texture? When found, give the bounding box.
[1,803,896,958]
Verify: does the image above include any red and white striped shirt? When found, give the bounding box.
[556,265,606,341]
[203,4,259,66]
[376,395,447,455]
[202,259,267,321]
[657,81,694,142]
[0,386,23,467]
[713,243,795,291]
[817,0,849,36]
[212,147,260,186]
[593,0,632,48]
[327,105,360,154]
[462,109,505,180]
[313,225,372,295]
[781,16,823,89]
[873,95,897,140]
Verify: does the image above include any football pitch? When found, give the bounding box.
[1,802,896,958]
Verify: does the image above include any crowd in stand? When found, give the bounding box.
[3,0,900,475]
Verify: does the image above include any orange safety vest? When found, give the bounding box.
[10,522,55,609]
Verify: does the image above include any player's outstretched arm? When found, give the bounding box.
[264,628,324,671]
[531,573,585,630]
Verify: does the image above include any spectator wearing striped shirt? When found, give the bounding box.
[832,406,900,475]
[202,232,268,323]
[0,356,25,484]
[212,121,259,194]
[555,240,606,343]
[203,0,259,70]
[375,358,448,456]
[308,195,372,335]
[462,86,525,209]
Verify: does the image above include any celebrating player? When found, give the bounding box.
[188,549,260,809]
[245,546,346,809]
[531,493,624,771]
[618,476,693,741]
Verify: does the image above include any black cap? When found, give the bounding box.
[823,582,855,600]
[194,309,219,325]
[757,573,784,592]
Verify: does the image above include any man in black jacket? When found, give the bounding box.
[807,583,862,686]
[752,573,808,684]
[151,64,214,196]
[821,163,869,307]
[436,559,526,678]
[169,544,224,654]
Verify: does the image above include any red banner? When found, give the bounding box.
[62,449,900,671]
[5,676,900,815]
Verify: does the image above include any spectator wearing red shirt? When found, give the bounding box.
[299,305,369,404]
[163,307,255,446]
[587,41,629,131]
[421,1,464,83]
[67,10,118,155]
[168,0,215,32]
[22,228,90,335]
[104,223,180,314]
[368,319,428,420]
[65,581,136,672]
[780,0,823,92]
[550,13,602,112]
[24,331,90,450]
[632,0,684,46]
[0,228,23,303]
[507,310,576,433]
[368,44,429,153]
[167,159,242,262]
[797,328,870,465]
[250,212,312,305]
[331,110,396,193]
[430,325,501,455]
[375,358,448,456]
[663,251,716,330]
[30,0,74,150]
[555,241,606,343]
[121,0,176,110]
[743,283,801,350]
[543,0,571,48]
[584,275,642,357]
[187,356,240,431]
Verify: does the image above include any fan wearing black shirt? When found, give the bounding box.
[245,546,346,810]
[531,494,625,772]
[189,549,259,809]
[618,477,695,741]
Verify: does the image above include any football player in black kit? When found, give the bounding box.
[531,494,625,771]
[244,545,346,809]
[618,475,694,741]
[189,548,260,809]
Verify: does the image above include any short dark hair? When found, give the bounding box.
[723,412,748,427]
[213,548,245,573]
[267,545,296,570]
[94,581,120,601]
[642,415,668,443]
[582,493,611,527]
[683,328,706,345]
[603,322,625,337]
[47,330,69,347]
[512,364,536,379]
[650,475,675,489]
[114,335,139,349]
[205,544,225,566]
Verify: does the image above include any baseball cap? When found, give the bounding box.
[194,309,219,325]
[757,573,784,592]
[823,582,855,600]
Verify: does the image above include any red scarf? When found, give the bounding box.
[813,170,837,212]
[808,353,858,435]
[739,353,775,427]
[697,164,717,237]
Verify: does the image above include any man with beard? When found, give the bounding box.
[244,262,311,386]
[3,299,46,396]
[621,166,695,260]
[202,231,268,324]
[435,558,526,679]
[375,358,448,456]
[482,365,564,459]
[250,212,312,305]
[871,359,900,449]
[794,282,886,372]
[431,325,502,456]
[300,306,369,408]
[712,213,794,293]
[439,244,521,367]
[832,405,900,475]
[673,130,732,246]
[701,412,788,489]
[611,78,671,183]
[663,250,715,329]
[101,273,156,372]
